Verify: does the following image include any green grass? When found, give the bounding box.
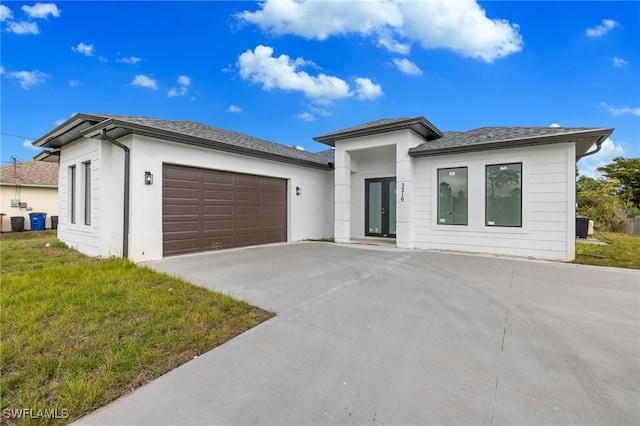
[574,231,640,269]
[305,237,335,243]
[0,230,273,425]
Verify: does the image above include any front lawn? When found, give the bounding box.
[0,230,273,425]
[574,231,640,269]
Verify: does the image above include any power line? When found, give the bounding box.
[0,131,37,140]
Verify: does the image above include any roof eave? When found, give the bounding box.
[87,121,333,171]
[313,117,444,146]
[408,128,614,158]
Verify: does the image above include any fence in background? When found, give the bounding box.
[625,219,640,234]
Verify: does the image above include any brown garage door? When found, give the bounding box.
[162,164,287,256]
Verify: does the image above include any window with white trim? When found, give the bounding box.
[486,163,522,227]
[437,167,468,225]
[69,165,76,224]
[83,161,91,226]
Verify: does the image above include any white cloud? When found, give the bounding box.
[177,75,191,87]
[132,74,157,90]
[69,79,80,87]
[612,56,628,67]
[378,35,411,54]
[586,19,618,37]
[227,105,242,113]
[311,106,332,117]
[238,0,523,62]
[22,139,38,151]
[549,123,561,128]
[297,112,315,122]
[72,42,94,56]
[237,45,352,100]
[22,2,61,19]
[6,70,49,89]
[98,56,108,63]
[237,0,403,40]
[167,75,191,97]
[7,21,39,35]
[393,58,422,75]
[578,137,625,179]
[600,102,640,116]
[0,5,14,21]
[117,56,142,64]
[355,77,383,100]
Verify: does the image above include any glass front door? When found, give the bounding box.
[365,177,396,237]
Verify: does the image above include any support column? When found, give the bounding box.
[395,141,415,248]
[334,148,351,243]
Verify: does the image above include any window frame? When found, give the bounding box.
[485,162,522,228]
[437,166,468,226]
[69,165,76,224]
[83,161,91,226]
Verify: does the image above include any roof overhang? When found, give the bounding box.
[313,117,444,146]
[33,114,333,171]
[408,128,614,159]
[33,149,61,163]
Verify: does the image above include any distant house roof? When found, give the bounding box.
[0,160,58,187]
[313,117,444,146]
[32,113,334,170]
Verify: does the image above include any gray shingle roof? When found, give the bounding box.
[0,160,58,186]
[313,116,443,146]
[34,113,334,169]
[98,114,335,167]
[409,126,614,156]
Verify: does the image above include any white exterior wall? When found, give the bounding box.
[0,185,58,231]
[57,138,104,256]
[413,142,577,260]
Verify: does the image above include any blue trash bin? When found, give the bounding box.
[29,212,47,231]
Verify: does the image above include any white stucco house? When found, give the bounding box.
[32,113,612,262]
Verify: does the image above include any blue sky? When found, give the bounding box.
[1,1,638,177]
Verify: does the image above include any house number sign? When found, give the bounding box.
[401,183,405,201]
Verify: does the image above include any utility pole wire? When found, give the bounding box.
[0,131,37,140]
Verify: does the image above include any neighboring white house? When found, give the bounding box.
[32,113,612,262]
[0,160,59,231]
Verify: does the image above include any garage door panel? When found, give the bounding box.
[164,167,199,182]
[237,218,262,229]
[236,205,261,216]
[236,175,261,186]
[203,219,234,232]
[164,187,200,199]
[203,172,234,185]
[203,189,234,201]
[163,221,199,233]
[163,164,287,256]
[236,191,262,202]
[163,204,199,215]
[203,205,234,215]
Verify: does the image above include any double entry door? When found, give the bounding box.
[365,177,396,238]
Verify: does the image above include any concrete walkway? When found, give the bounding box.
[75,243,639,425]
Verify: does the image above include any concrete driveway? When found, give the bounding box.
[76,243,639,425]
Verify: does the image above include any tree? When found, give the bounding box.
[597,157,640,209]
[576,175,630,232]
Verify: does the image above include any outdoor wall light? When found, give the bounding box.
[296,186,301,196]
[145,171,153,185]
